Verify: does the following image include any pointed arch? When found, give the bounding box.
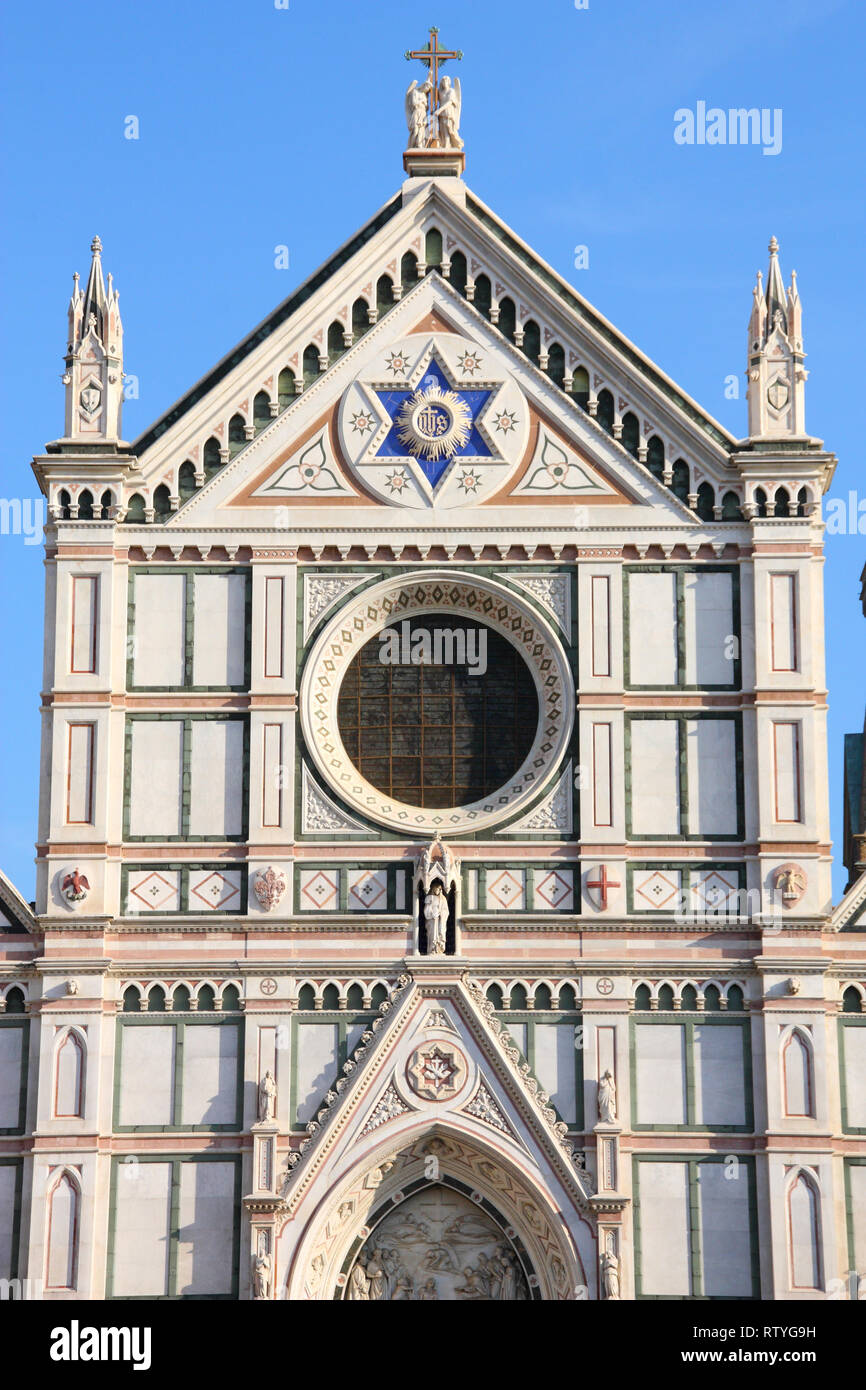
[78,489,94,521]
[54,1027,85,1118]
[178,460,197,503]
[522,319,541,366]
[571,366,590,411]
[547,343,565,389]
[671,459,690,503]
[424,227,443,271]
[297,983,316,1011]
[375,274,393,319]
[99,489,113,519]
[842,985,863,1013]
[781,1026,814,1117]
[58,488,72,520]
[228,412,247,457]
[152,484,171,519]
[696,481,715,520]
[4,986,25,1014]
[45,1168,80,1291]
[123,492,146,523]
[498,296,516,343]
[449,249,467,295]
[400,250,418,290]
[277,367,295,407]
[596,388,615,435]
[773,486,791,518]
[646,434,665,481]
[203,435,223,481]
[302,344,320,388]
[351,298,369,342]
[327,320,346,365]
[620,411,639,457]
[473,274,492,319]
[253,390,271,432]
[721,489,742,520]
[786,1168,823,1290]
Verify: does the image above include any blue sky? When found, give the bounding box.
[1,0,863,901]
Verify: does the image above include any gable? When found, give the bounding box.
[123,179,745,530]
[149,275,695,528]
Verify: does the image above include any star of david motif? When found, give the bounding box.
[372,356,495,487]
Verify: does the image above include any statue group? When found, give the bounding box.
[346,1240,526,1301]
[405,75,463,150]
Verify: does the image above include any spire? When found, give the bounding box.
[745,236,807,440]
[765,236,787,335]
[80,235,109,343]
[61,235,125,443]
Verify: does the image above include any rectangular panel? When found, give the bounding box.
[188,721,244,837]
[295,1023,339,1125]
[848,1166,866,1274]
[0,1167,16,1279]
[128,720,183,837]
[683,571,735,685]
[629,719,680,836]
[590,575,611,677]
[111,1161,171,1297]
[592,722,613,827]
[637,1161,691,1295]
[770,573,798,672]
[176,1162,236,1296]
[192,573,246,687]
[127,868,181,914]
[686,719,738,836]
[262,723,283,828]
[180,1026,239,1126]
[534,1022,577,1124]
[693,1025,747,1126]
[628,572,678,685]
[70,575,98,673]
[0,1029,23,1129]
[118,1026,175,1126]
[698,1161,753,1296]
[66,723,94,825]
[486,869,525,910]
[347,868,388,911]
[264,576,284,678]
[132,573,185,686]
[534,867,573,910]
[635,1024,687,1124]
[843,1027,866,1127]
[188,867,243,912]
[299,868,339,910]
[773,721,802,823]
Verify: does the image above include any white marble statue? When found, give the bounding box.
[258,1069,277,1123]
[424,879,449,955]
[405,79,431,148]
[601,1249,620,1300]
[433,75,463,150]
[253,1250,271,1299]
[597,1069,617,1124]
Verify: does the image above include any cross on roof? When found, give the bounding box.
[405,27,463,125]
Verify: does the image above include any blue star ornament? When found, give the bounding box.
[373,358,493,487]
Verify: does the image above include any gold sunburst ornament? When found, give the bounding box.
[396,383,473,462]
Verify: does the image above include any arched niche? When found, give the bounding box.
[281,1125,589,1302]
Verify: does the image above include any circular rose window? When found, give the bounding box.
[337,615,539,808]
[300,571,574,835]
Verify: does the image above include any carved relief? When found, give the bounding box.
[344,1188,529,1301]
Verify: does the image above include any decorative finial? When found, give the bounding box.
[769,235,779,255]
[91,235,103,255]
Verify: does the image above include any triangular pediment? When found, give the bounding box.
[148,274,697,528]
[125,177,741,534]
[281,967,594,1218]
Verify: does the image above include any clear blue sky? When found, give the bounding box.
[1,0,863,902]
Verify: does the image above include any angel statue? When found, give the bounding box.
[405,79,431,149]
[424,879,449,955]
[433,75,463,150]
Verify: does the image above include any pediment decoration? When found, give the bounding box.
[511,428,617,497]
[250,428,355,498]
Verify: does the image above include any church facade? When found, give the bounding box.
[2,37,865,1301]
